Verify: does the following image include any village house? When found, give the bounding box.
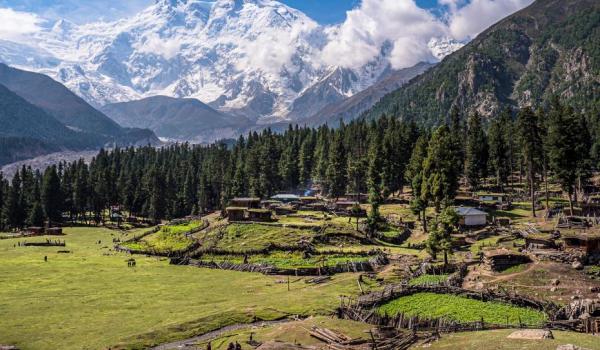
[230,197,261,209]
[455,207,488,227]
[247,209,273,222]
[271,194,301,204]
[26,227,44,235]
[226,207,247,221]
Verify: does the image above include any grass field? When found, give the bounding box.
[423,329,600,350]
[0,227,364,350]
[377,293,547,325]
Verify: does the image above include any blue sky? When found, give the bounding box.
[0,0,444,25]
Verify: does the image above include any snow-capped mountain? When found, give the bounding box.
[0,0,462,125]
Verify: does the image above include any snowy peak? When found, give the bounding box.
[0,0,461,126]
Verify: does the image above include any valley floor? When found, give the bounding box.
[0,227,361,349]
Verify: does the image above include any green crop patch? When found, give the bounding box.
[121,220,203,253]
[200,223,316,253]
[409,274,449,286]
[377,293,547,325]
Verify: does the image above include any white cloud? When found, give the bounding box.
[321,0,446,69]
[235,20,319,75]
[321,0,533,70]
[447,0,534,41]
[134,33,181,60]
[0,8,44,41]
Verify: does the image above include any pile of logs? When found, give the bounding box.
[308,326,417,350]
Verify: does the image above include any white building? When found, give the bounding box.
[455,207,488,226]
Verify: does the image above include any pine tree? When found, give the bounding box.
[546,101,592,214]
[28,201,45,227]
[464,112,488,190]
[421,126,461,212]
[517,107,543,217]
[488,109,511,191]
[4,171,25,229]
[426,207,458,266]
[42,165,63,225]
[325,132,346,198]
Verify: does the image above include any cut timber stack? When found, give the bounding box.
[308,326,417,350]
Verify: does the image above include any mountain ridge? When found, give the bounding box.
[364,0,600,125]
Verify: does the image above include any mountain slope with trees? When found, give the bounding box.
[365,0,600,125]
[101,95,252,142]
[0,65,160,165]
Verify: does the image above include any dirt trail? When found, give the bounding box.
[150,319,293,350]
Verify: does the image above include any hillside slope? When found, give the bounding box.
[101,96,252,142]
[0,63,124,136]
[365,0,600,124]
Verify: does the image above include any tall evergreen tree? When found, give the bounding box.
[517,107,543,217]
[42,165,63,225]
[325,132,346,198]
[488,109,511,191]
[464,112,488,190]
[421,126,461,212]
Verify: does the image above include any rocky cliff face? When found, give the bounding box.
[365,0,600,125]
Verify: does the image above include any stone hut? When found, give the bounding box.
[563,233,600,255]
[482,249,531,271]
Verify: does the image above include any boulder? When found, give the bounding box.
[572,261,584,270]
[507,329,553,340]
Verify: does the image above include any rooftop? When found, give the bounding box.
[455,206,487,216]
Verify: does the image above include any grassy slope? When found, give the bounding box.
[0,227,362,350]
[195,316,371,350]
[378,293,547,324]
[421,329,600,350]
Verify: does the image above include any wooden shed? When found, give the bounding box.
[26,227,44,235]
[247,209,273,222]
[525,234,556,250]
[230,198,261,209]
[46,227,63,235]
[226,207,247,221]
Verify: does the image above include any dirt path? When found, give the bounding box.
[149,319,293,350]
[485,261,539,283]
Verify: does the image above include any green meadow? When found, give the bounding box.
[0,227,362,350]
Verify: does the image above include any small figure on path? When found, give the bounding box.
[227,342,235,350]
[44,256,47,262]
[206,341,211,350]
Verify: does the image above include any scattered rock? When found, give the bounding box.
[571,295,580,300]
[551,287,558,292]
[572,261,584,270]
[507,329,554,340]
[556,344,591,350]
[551,279,561,286]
